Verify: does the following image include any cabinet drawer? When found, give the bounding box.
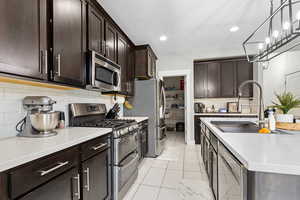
[9,147,79,199]
[81,135,111,161]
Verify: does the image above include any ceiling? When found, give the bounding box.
[99,0,270,67]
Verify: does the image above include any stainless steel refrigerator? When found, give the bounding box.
[124,79,167,157]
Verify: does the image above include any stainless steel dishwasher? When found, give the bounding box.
[218,143,247,200]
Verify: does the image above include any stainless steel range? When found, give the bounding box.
[69,103,139,200]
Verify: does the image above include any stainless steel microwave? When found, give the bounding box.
[86,51,121,91]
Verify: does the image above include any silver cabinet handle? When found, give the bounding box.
[73,174,80,199]
[38,161,69,176]
[84,168,90,191]
[44,50,48,74]
[56,54,61,76]
[91,143,107,151]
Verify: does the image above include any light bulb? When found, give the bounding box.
[272,30,279,38]
[230,26,239,32]
[258,43,264,50]
[296,11,300,20]
[283,21,290,30]
[265,37,271,44]
[159,35,168,41]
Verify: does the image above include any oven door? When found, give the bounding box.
[118,151,139,190]
[114,130,138,164]
[89,51,121,91]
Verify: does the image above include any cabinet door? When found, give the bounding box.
[220,61,236,97]
[236,60,253,97]
[194,117,201,144]
[105,22,117,62]
[194,63,207,98]
[52,0,85,86]
[207,63,220,98]
[127,45,135,96]
[19,168,79,200]
[88,5,105,55]
[0,0,47,79]
[82,151,110,200]
[117,34,129,93]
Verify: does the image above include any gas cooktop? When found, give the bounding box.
[76,119,136,129]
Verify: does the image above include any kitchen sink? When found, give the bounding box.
[210,121,291,134]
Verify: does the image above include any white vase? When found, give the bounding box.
[275,114,294,123]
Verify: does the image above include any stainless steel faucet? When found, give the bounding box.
[238,80,265,128]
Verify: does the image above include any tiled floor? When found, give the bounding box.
[123,132,214,200]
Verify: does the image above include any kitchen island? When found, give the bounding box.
[198,117,300,200]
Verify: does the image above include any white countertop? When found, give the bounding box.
[0,127,112,172]
[119,116,149,123]
[201,117,300,175]
[195,113,258,116]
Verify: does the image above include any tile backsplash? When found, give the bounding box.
[194,98,259,113]
[0,82,115,139]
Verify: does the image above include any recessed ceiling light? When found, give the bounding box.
[230,26,239,32]
[159,35,168,41]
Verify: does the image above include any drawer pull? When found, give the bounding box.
[84,167,90,191]
[91,143,107,151]
[39,161,69,176]
[73,174,80,199]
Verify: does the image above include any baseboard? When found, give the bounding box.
[186,140,195,145]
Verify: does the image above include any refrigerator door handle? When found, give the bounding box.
[162,87,166,116]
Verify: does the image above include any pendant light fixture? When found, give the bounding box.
[243,0,300,62]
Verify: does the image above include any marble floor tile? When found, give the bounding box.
[151,159,169,168]
[162,170,183,189]
[157,188,183,200]
[122,131,213,200]
[132,185,160,200]
[167,161,184,171]
[142,167,166,186]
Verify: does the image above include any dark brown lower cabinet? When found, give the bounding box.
[194,116,201,144]
[82,149,110,200]
[0,173,9,200]
[19,167,80,200]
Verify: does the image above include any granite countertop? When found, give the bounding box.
[201,117,300,175]
[0,127,112,172]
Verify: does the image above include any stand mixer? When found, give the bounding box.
[16,96,60,137]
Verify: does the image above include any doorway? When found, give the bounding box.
[163,76,186,143]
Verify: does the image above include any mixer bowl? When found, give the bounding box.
[30,111,59,133]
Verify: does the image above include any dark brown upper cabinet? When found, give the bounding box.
[51,0,86,87]
[117,34,135,96]
[135,45,157,80]
[236,60,253,97]
[88,4,105,55]
[194,63,208,98]
[220,61,236,97]
[117,34,129,93]
[194,57,253,98]
[0,0,47,80]
[105,22,117,62]
[127,45,135,96]
[207,62,220,98]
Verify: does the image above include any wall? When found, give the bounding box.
[262,50,300,117]
[0,82,115,139]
